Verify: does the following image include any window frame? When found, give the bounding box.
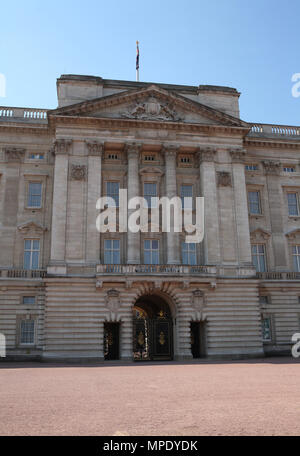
[143,182,158,209]
[19,318,35,346]
[27,181,43,209]
[143,239,160,265]
[181,242,197,265]
[292,245,300,272]
[105,181,120,208]
[104,238,121,265]
[287,192,299,217]
[251,243,267,272]
[248,190,262,215]
[23,239,40,270]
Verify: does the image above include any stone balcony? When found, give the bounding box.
[96,264,217,276]
[256,271,300,280]
[0,269,47,279]
[0,107,48,123]
[249,123,300,139]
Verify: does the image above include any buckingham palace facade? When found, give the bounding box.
[0,74,300,362]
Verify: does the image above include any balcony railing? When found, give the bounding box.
[96,264,217,275]
[0,107,48,122]
[257,271,300,280]
[0,269,47,279]
[250,123,300,138]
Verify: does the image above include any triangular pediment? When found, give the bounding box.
[50,85,248,128]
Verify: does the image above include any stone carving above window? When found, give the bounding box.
[217,171,232,187]
[285,229,300,242]
[70,164,86,181]
[53,139,72,155]
[105,289,120,312]
[121,96,183,122]
[17,221,47,233]
[250,228,271,241]
[5,148,26,163]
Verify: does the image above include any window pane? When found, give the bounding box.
[24,240,31,250]
[152,240,159,250]
[287,193,299,216]
[144,240,150,250]
[28,183,42,207]
[113,240,120,249]
[144,251,151,265]
[249,191,260,214]
[104,240,111,249]
[152,250,159,265]
[21,320,34,344]
[23,297,35,305]
[33,240,40,250]
[32,251,39,269]
[24,252,31,270]
[113,250,120,265]
[104,251,111,264]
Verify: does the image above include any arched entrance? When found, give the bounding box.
[133,294,174,361]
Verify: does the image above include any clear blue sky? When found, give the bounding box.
[1,0,300,125]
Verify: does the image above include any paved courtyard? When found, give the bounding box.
[0,358,299,436]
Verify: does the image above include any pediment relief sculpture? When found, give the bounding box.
[106,289,120,312]
[17,221,47,233]
[5,148,26,163]
[121,96,183,122]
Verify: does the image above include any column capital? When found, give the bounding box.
[198,147,217,163]
[230,148,246,163]
[262,160,281,175]
[162,144,179,158]
[53,139,73,155]
[85,140,104,156]
[125,142,142,159]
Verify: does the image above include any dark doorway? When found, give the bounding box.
[133,294,173,361]
[191,321,207,358]
[104,323,120,360]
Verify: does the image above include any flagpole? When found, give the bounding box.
[136,41,140,82]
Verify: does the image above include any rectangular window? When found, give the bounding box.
[144,240,159,265]
[248,191,261,214]
[27,182,42,208]
[23,297,36,305]
[261,317,272,342]
[106,182,120,207]
[287,193,299,216]
[144,183,157,208]
[24,240,40,270]
[182,242,197,265]
[104,239,120,264]
[30,154,44,160]
[292,245,300,272]
[252,244,266,272]
[283,166,296,173]
[20,319,35,345]
[245,164,258,171]
[180,185,193,209]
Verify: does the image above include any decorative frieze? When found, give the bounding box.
[121,96,182,122]
[70,164,87,181]
[53,139,72,155]
[230,148,246,163]
[262,160,281,175]
[85,141,104,156]
[217,171,232,187]
[5,148,25,163]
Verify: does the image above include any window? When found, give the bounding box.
[248,191,261,214]
[23,297,36,305]
[30,153,44,160]
[292,245,300,272]
[261,317,272,342]
[107,154,119,160]
[287,193,299,216]
[182,242,197,265]
[181,156,190,164]
[180,185,193,209]
[259,296,269,306]
[144,155,156,162]
[245,164,258,171]
[24,240,40,270]
[144,240,159,265]
[20,319,35,345]
[283,166,296,173]
[252,244,266,272]
[144,183,157,208]
[104,239,120,264]
[106,182,119,207]
[27,182,42,208]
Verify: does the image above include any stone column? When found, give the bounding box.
[127,143,141,264]
[263,160,288,271]
[86,141,103,264]
[49,140,72,270]
[164,145,180,264]
[199,148,221,265]
[230,149,252,266]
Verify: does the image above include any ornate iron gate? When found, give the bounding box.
[133,315,173,361]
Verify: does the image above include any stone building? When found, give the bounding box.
[0,74,300,362]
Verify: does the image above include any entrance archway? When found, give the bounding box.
[133,294,174,361]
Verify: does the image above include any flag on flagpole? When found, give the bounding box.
[136,41,140,71]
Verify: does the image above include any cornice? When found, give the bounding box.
[244,137,300,149]
[51,114,249,137]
